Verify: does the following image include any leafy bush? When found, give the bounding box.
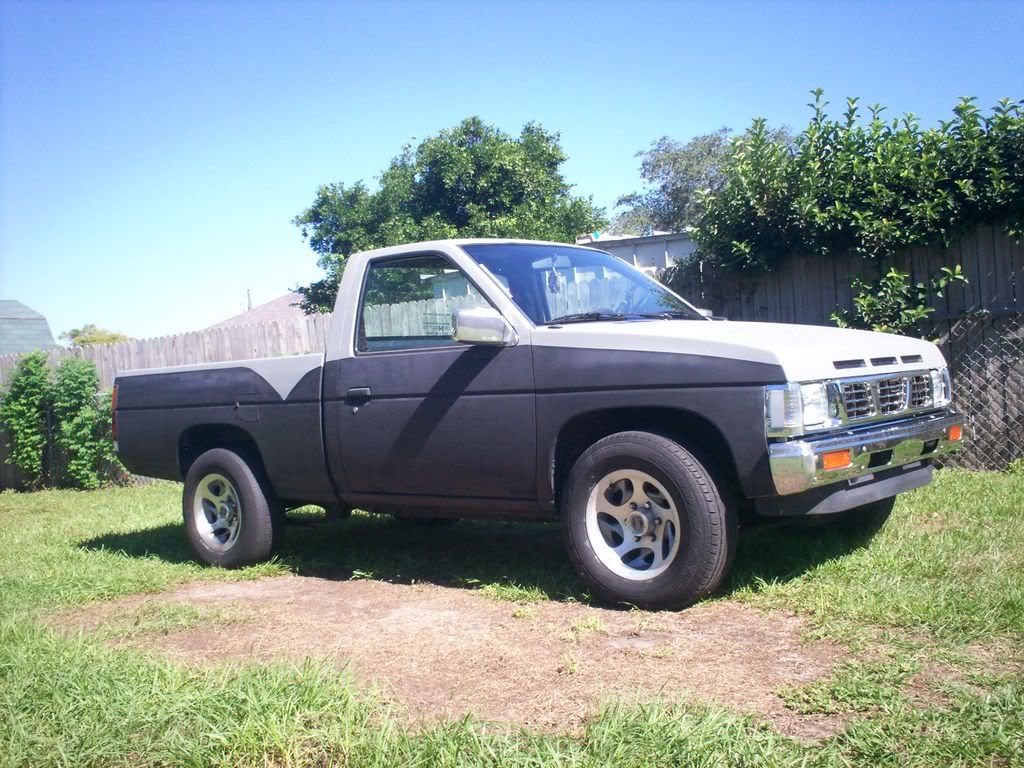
[0,355,125,490]
[832,265,968,337]
[0,352,51,488]
[51,359,123,489]
[695,92,1024,270]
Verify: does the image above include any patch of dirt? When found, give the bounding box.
[52,576,851,740]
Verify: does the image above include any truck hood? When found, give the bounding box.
[530,319,946,382]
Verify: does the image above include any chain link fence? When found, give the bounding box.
[935,311,1024,471]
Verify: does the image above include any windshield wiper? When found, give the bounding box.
[544,311,631,325]
[637,311,701,320]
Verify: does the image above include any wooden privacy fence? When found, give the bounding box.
[669,224,1024,333]
[363,294,480,339]
[0,313,333,392]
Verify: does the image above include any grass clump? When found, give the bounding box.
[476,581,549,603]
[781,658,919,715]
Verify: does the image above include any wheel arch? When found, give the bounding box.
[550,406,741,511]
[178,424,269,482]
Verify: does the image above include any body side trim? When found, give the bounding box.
[117,354,323,402]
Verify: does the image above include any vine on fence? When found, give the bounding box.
[832,266,968,338]
[0,353,125,490]
[694,92,1024,271]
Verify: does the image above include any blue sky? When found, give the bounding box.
[2,0,1022,339]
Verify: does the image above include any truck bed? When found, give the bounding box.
[115,354,335,501]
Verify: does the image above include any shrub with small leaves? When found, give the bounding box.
[1,354,125,490]
[0,352,51,487]
[695,92,1024,270]
[831,265,967,338]
[51,358,123,489]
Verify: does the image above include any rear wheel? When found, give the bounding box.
[183,448,283,567]
[562,431,736,610]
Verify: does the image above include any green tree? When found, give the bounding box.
[693,92,1024,271]
[615,126,790,235]
[294,117,606,311]
[61,324,131,346]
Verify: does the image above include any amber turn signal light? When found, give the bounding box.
[948,424,962,442]
[821,449,853,471]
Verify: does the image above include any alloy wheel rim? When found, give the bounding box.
[585,468,681,581]
[193,473,242,552]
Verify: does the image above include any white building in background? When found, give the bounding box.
[576,231,696,274]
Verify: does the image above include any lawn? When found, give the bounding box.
[1,470,1022,767]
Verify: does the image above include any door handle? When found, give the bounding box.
[345,387,372,401]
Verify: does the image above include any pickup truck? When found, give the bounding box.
[114,239,964,609]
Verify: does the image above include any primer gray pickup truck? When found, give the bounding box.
[114,239,964,608]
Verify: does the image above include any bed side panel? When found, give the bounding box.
[115,357,333,501]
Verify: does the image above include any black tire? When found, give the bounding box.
[562,431,737,610]
[182,447,284,568]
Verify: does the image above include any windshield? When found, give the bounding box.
[460,243,702,325]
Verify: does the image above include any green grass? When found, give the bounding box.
[780,658,918,715]
[727,471,1024,643]
[1,471,1022,766]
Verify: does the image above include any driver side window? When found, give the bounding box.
[357,255,491,353]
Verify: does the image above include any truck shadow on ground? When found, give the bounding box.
[80,512,877,605]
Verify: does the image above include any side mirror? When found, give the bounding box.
[695,308,727,321]
[453,307,517,346]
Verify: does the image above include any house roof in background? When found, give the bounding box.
[0,300,59,356]
[207,292,307,329]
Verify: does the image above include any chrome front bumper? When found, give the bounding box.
[768,410,963,495]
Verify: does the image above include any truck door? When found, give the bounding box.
[324,254,536,500]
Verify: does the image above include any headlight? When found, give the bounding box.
[800,382,830,426]
[930,367,951,407]
[765,382,839,437]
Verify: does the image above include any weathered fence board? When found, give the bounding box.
[671,224,1023,328]
[0,314,333,391]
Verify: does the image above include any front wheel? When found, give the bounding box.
[183,448,283,568]
[562,431,736,610]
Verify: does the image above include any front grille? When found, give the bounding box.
[841,381,875,418]
[838,372,935,423]
[909,375,932,408]
[877,378,906,414]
